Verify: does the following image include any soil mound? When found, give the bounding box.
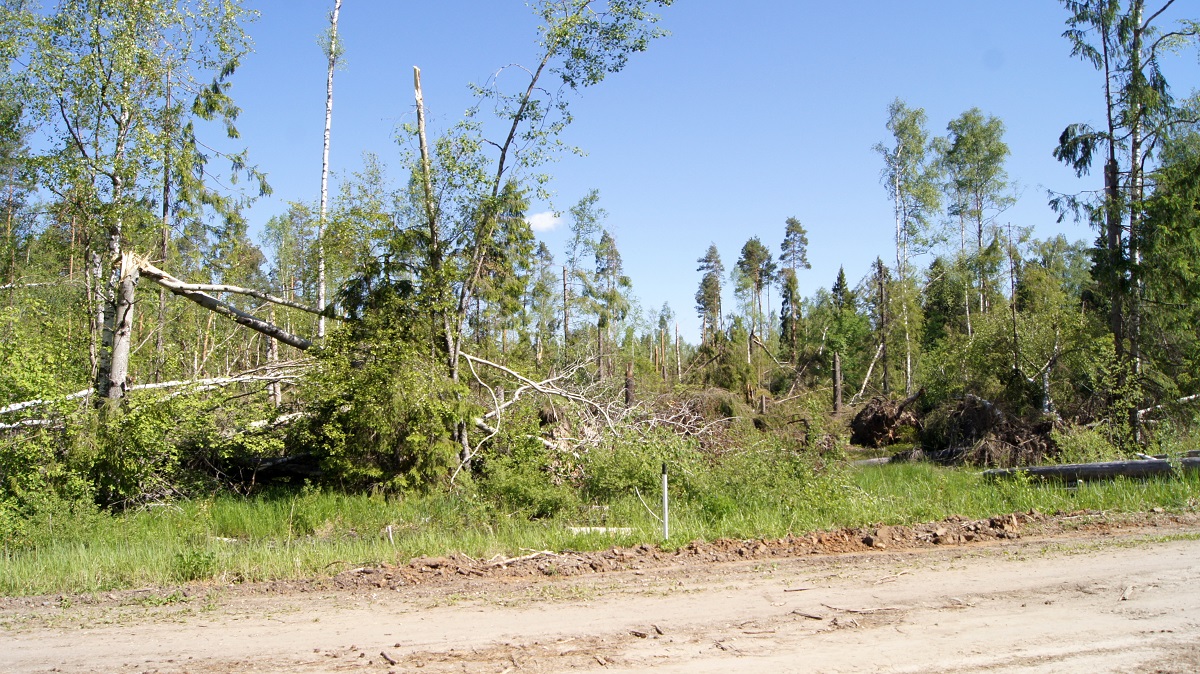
[323,511,1041,592]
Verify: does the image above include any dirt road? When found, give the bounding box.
[3,515,1199,673]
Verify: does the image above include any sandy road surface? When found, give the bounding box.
[3,523,1200,673]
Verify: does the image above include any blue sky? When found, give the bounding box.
[230,1,1199,340]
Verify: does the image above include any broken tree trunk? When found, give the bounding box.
[850,342,885,405]
[138,259,312,350]
[318,0,343,340]
[97,253,139,404]
[137,259,332,318]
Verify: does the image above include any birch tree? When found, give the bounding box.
[939,108,1013,322]
[875,99,940,394]
[2,0,262,405]
[317,0,343,339]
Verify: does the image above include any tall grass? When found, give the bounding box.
[2,460,1197,597]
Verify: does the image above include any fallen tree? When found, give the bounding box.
[136,258,315,350]
[0,361,311,417]
[984,457,1200,482]
[915,395,1057,467]
[849,388,924,448]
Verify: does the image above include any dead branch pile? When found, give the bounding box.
[628,392,739,451]
[849,389,924,448]
[917,395,1057,467]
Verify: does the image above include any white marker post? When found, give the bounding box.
[661,462,669,541]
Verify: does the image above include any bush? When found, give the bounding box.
[291,326,470,491]
[1051,425,1123,464]
[0,429,99,549]
[481,442,578,519]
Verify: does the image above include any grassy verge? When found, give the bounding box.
[2,461,1198,597]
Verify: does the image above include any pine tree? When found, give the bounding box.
[695,243,723,344]
[734,236,776,354]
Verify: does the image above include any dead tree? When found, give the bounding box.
[317,0,343,339]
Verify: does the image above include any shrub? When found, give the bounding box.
[1051,425,1123,464]
[291,327,470,491]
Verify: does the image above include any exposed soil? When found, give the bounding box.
[3,510,1200,673]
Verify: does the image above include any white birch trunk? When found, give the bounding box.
[317,0,342,339]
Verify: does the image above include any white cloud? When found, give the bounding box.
[528,211,562,232]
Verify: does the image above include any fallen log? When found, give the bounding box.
[983,457,1200,482]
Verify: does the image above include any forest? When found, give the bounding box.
[1,0,1200,592]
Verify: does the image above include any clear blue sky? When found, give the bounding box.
[230,1,1199,341]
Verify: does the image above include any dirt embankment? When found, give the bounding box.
[2,510,1200,674]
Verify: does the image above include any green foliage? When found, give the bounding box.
[482,442,577,520]
[172,549,217,582]
[875,98,941,276]
[0,429,98,550]
[292,320,469,491]
[84,393,256,507]
[1050,425,1123,464]
[0,302,86,403]
[695,243,724,342]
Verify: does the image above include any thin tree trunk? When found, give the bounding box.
[156,67,172,381]
[1128,0,1146,442]
[596,321,603,379]
[317,0,342,340]
[413,66,445,364]
[976,203,985,315]
[961,212,973,338]
[1042,365,1054,417]
[5,168,13,288]
[87,248,101,381]
[1008,222,1020,375]
[675,322,682,380]
[902,292,913,395]
[877,258,890,395]
[853,341,885,405]
[68,216,76,281]
[267,306,281,407]
[833,350,843,414]
[562,265,569,346]
[894,173,914,394]
[663,328,670,380]
[1101,11,1123,365]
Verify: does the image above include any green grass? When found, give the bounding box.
[2,463,1198,597]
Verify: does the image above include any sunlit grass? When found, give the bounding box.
[2,462,1197,597]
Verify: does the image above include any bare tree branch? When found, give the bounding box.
[136,258,313,350]
[460,352,618,435]
[137,259,336,318]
